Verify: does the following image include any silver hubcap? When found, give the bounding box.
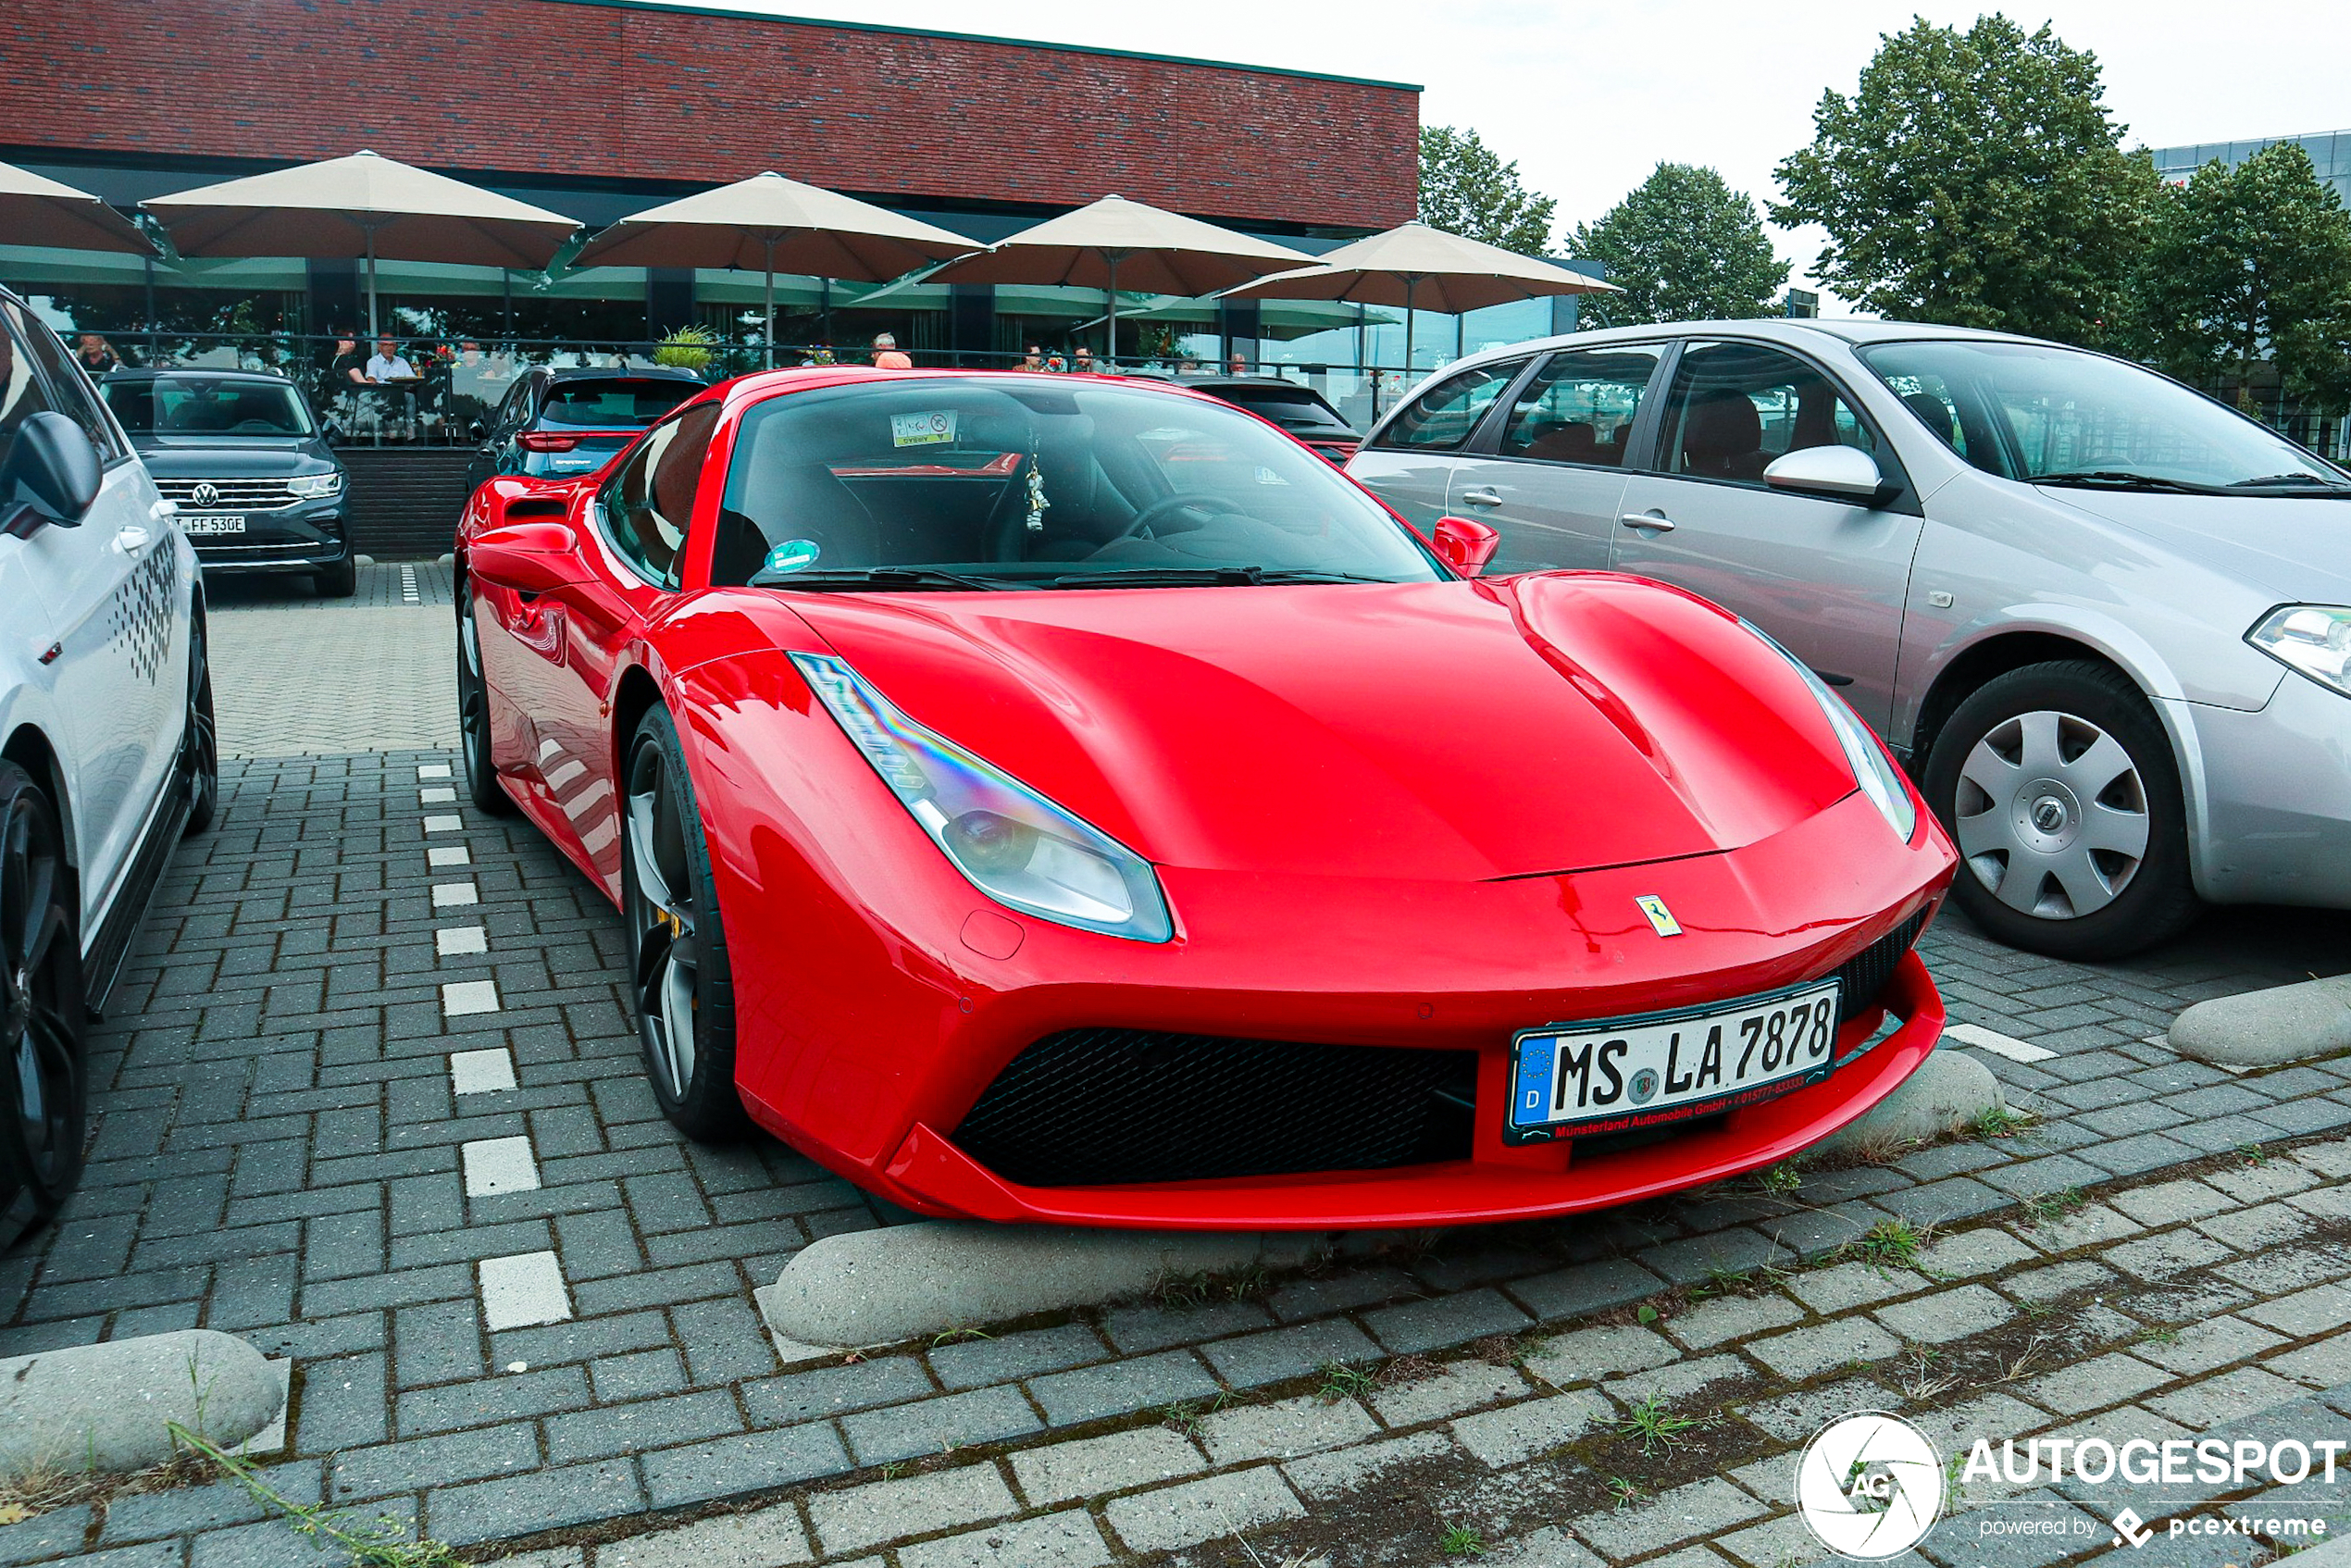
[1954,709,2150,920]
[626,747,698,1100]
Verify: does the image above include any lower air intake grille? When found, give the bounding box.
[953,1029,1477,1188]
[1833,909,1927,1025]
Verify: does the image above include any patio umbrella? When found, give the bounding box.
[569,171,981,367]
[142,150,579,336]
[1225,220,1619,377]
[927,194,1311,366]
[0,159,151,254]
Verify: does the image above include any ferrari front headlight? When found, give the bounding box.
[1743,621,1918,842]
[2248,605,2351,697]
[793,653,1174,942]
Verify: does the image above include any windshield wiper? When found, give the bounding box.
[1048,566,1393,589]
[749,566,1013,591]
[2030,470,2214,494]
[2221,474,2351,492]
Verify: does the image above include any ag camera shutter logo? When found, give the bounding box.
[1797,1412,1946,1559]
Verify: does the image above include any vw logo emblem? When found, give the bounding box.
[190,482,220,508]
[1627,1067,1660,1104]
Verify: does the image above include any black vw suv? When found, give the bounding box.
[100,368,355,596]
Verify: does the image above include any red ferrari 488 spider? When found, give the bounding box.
[455,367,1955,1230]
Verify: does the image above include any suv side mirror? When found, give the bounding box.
[1763,444,1893,505]
[1,411,102,539]
[1432,515,1501,577]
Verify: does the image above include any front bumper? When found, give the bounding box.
[2188,674,2351,907]
[186,499,349,572]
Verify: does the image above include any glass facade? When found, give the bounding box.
[2146,129,2351,205]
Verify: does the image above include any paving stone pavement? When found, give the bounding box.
[206,561,458,757]
[6,585,2351,1564]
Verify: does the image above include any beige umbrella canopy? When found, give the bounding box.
[927,194,1311,363]
[142,149,580,335]
[571,171,979,365]
[1226,220,1619,371]
[0,160,152,254]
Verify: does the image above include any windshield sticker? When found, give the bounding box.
[1254,466,1289,486]
[765,540,821,575]
[891,410,957,448]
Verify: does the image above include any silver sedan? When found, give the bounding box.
[1348,320,2351,959]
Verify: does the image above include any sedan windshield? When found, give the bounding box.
[1857,340,2349,493]
[102,377,313,437]
[711,377,1440,589]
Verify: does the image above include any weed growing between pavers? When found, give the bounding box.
[170,1425,462,1566]
[0,1449,210,1528]
[1843,1217,1931,1271]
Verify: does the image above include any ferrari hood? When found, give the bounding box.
[781,576,1861,881]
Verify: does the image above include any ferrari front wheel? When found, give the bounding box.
[620,706,750,1141]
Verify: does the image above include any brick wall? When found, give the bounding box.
[1,0,1420,231]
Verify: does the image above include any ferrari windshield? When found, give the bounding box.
[1858,340,2349,493]
[711,377,1440,588]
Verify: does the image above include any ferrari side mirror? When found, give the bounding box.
[0,412,101,539]
[1432,515,1501,578]
[468,521,585,595]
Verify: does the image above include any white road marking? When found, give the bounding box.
[479,1251,571,1331]
[422,815,464,834]
[436,926,488,957]
[420,787,456,804]
[427,845,471,868]
[1943,1022,2057,1063]
[418,764,452,780]
[400,564,420,604]
[462,1135,539,1195]
[430,882,479,908]
[450,1048,518,1095]
[442,978,500,1016]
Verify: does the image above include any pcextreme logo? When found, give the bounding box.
[1797,1412,1947,1560]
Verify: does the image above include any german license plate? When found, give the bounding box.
[1507,979,1842,1142]
[183,515,246,535]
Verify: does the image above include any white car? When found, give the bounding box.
[0,286,216,1232]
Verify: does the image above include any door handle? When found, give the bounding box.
[1458,488,1504,508]
[113,526,153,554]
[1619,511,1676,533]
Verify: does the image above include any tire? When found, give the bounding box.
[0,762,89,1225]
[454,580,512,816]
[313,554,356,598]
[180,609,218,837]
[1922,660,2200,960]
[619,705,750,1141]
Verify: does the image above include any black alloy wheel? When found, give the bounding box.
[0,763,88,1223]
[181,608,218,837]
[1922,659,2200,961]
[619,705,749,1141]
[454,581,512,815]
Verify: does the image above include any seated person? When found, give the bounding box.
[364,336,417,381]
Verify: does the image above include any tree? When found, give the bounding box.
[1570,164,1790,326]
[1418,126,1558,256]
[1773,15,2162,344]
[2127,141,2351,414]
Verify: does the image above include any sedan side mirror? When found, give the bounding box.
[1763,444,1894,505]
[0,411,101,539]
[468,521,585,595]
[1432,515,1501,578]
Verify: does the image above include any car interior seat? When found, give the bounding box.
[712,461,878,583]
[1679,390,1768,480]
[1901,391,1961,448]
[1521,420,1601,465]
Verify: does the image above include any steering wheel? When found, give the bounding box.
[1110,493,1226,544]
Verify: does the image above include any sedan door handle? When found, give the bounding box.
[113,526,153,554]
[1619,511,1676,533]
[1457,489,1504,508]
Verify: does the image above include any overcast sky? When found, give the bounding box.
[705,0,2347,312]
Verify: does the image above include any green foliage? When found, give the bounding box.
[1441,1521,1489,1556]
[2127,141,2351,414]
[653,323,715,374]
[2020,1188,2087,1226]
[1315,1360,1376,1401]
[1842,1218,1926,1271]
[169,1425,461,1567]
[1773,15,2162,343]
[1572,164,1789,326]
[1419,126,1559,256]
[1967,1105,2030,1139]
[1618,1395,1703,1455]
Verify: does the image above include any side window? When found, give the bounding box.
[1662,342,1877,486]
[1498,345,1662,467]
[599,404,719,587]
[3,302,124,464]
[1875,369,1973,462]
[1375,359,1527,451]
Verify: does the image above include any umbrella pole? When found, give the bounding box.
[1105,253,1118,368]
[1403,275,1417,381]
[763,236,776,371]
[365,222,380,340]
